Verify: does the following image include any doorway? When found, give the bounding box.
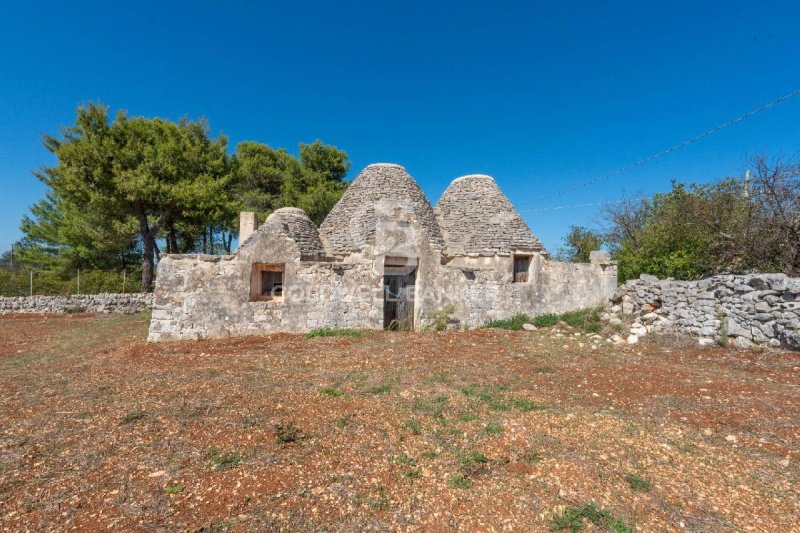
[383,257,417,331]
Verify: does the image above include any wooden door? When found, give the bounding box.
[384,269,416,330]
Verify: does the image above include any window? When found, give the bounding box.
[250,263,284,301]
[513,255,531,283]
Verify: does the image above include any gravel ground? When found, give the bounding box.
[0,313,797,532]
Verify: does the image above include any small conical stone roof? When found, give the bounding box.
[434,174,546,257]
[319,164,445,255]
[265,207,326,256]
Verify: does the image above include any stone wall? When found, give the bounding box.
[423,252,617,329]
[611,274,800,349]
[0,293,152,315]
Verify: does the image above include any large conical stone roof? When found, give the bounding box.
[434,174,546,257]
[265,207,326,256]
[319,164,445,255]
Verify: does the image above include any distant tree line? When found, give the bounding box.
[556,156,800,282]
[11,103,350,291]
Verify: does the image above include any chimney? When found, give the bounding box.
[239,211,257,247]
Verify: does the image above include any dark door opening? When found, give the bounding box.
[383,257,417,331]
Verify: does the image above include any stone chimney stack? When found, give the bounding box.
[239,211,257,247]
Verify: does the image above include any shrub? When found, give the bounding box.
[274,420,304,444]
[532,314,559,327]
[207,449,241,470]
[482,314,535,330]
[306,327,364,338]
[448,474,472,489]
[550,502,632,532]
[426,304,456,331]
[624,473,652,492]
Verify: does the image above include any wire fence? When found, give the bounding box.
[0,268,143,297]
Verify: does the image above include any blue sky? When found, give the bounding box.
[1,1,799,254]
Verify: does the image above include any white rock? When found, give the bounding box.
[698,337,716,346]
[522,323,537,331]
[626,334,639,344]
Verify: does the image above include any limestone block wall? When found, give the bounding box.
[612,274,800,349]
[0,293,152,314]
[419,254,618,329]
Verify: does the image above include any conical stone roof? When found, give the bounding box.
[434,174,546,257]
[319,164,445,255]
[265,207,326,256]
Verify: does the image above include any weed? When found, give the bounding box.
[422,450,439,459]
[426,304,456,331]
[333,414,353,428]
[207,448,241,470]
[533,314,559,327]
[718,315,729,348]
[488,399,511,411]
[321,387,344,397]
[521,450,543,463]
[120,411,146,425]
[306,327,364,338]
[404,469,422,479]
[512,398,546,412]
[459,412,479,422]
[460,450,489,477]
[164,485,184,494]
[355,486,390,510]
[550,502,632,532]
[369,385,391,394]
[274,420,304,444]
[624,473,652,492]
[482,314,535,330]
[394,452,417,466]
[559,307,604,332]
[403,420,422,435]
[435,395,449,403]
[485,423,503,435]
[461,384,478,396]
[448,474,472,489]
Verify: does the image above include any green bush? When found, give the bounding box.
[481,314,535,330]
[482,308,604,333]
[306,327,364,338]
[532,314,559,327]
[0,269,142,297]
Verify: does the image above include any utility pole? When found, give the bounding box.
[744,170,751,198]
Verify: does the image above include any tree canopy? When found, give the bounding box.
[16,103,351,290]
[558,156,800,282]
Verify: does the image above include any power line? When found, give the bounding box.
[518,86,800,206]
[519,197,644,214]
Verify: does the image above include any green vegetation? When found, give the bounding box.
[624,473,652,492]
[512,398,546,412]
[484,423,503,435]
[482,314,535,330]
[12,103,350,290]
[321,387,344,397]
[403,420,422,435]
[306,328,364,338]
[0,269,142,297]
[425,304,456,331]
[448,474,472,489]
[369,385,391,394]
[120,411,146,425]
[164,486,184,495]
[550,502,632,532]
[482,308,603,333]
[206,449,241,470]
[274,420,304,444]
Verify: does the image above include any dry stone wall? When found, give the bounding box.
[611,274,800,349]
[0,293,152,314]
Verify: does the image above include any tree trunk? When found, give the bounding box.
[137,206,157,292]
[141,234,155,292]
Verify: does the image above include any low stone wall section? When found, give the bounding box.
[0,293,152,315]
[611,274,800,349]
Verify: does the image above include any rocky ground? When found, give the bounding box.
[0,313,797,532]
